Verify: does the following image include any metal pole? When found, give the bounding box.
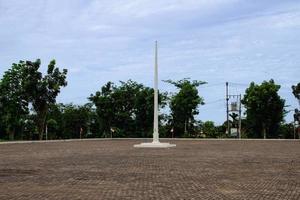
[226,82,230,136]
[45,124,48,140]
[153,41,159,143]
[298,125,300,139]
[238,94,242,139]
[294,121,296,139]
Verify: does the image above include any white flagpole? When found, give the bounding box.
[134,41,175,148]
[153,41,159,143]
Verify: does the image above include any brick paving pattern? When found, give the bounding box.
[0,139,299,200]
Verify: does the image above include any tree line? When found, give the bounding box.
[0,59,299,140]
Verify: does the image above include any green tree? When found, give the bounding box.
[111,80,142,137]
[22,115,37,140]
[46,119,58,140]
[202,121,217,138]
[215,124,227,138]
[22,59,67,140]
[292,83,300,106]
[90,80,167,138]
[165,78,206,137]
[241,80,285,138]
[89,82,115,138]
[46,103,64,139]
[278,123,295,139]
[229,113,239,128]
[0,61,29,140]
[292,83,300,137]
[135,87,155,137]
[135,87,167,137]
[61,104,91,139]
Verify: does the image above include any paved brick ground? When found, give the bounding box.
[0,139,299,200]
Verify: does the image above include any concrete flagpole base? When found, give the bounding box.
[134,141,176,148]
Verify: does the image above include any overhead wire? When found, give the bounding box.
[203,99,225,105]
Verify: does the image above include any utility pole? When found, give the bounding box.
[226,82,230,135]
[294,120,296,140]
[226,82,242,139]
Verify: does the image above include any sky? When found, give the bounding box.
[0,0,299,124]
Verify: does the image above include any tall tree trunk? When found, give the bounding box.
[37,118,45,140]
[37,107,48,140]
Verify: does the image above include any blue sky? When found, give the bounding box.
[0,0,299,124]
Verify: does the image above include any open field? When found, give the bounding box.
[0,139,299,200]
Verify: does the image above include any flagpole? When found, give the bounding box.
[134,41,175,148]
[153,41,159,143]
